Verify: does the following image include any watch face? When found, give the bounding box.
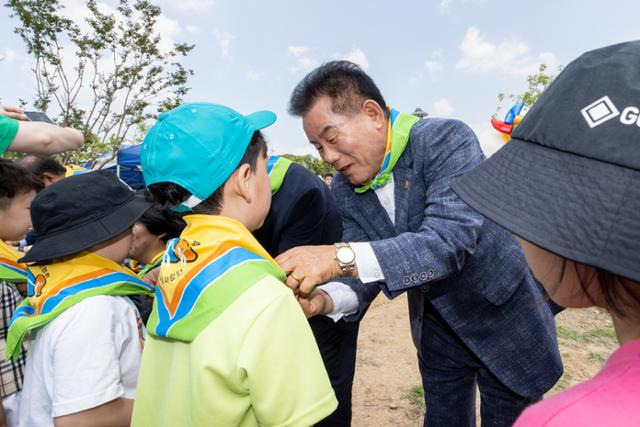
[336,246,355,264]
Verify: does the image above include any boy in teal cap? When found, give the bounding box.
[132,103,337,426]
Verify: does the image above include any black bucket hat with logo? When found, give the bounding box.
[20,170,152,263]
[452,41,640,283]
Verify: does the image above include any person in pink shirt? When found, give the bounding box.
[452,40,640,426]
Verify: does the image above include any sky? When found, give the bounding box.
[1,0,640,157]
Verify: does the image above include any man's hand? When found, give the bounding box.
[0,105,27,121]
[297,289,334,318]
[275,245,342,297]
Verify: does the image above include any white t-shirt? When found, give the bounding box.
[18,295,144,427]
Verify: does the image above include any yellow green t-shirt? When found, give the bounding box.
[131,275,337,427]
[0,115,19,156]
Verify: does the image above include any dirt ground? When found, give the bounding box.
[350,294,617,426]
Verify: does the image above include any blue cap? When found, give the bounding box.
[141,103,276,209]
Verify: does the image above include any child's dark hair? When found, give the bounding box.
[146,131,267,214]
[138,207,186,243]
[0,159,44,210]
[17,154,66,182]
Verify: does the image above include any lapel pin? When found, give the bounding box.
[404,179,410,190]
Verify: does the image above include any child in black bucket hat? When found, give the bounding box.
[7,170,154,427]
[453,41,640,426]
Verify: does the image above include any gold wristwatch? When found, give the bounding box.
[335,242,356,276]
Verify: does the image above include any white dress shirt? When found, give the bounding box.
[318,175,394,320]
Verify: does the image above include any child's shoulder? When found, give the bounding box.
[43,295,136,336]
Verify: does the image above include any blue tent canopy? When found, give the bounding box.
[96,144,145,190]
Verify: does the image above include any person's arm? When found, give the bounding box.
[9,120,83,154]
[54,398,133,427]
[297,205,381,321]
[277,120,485,297]
[367,120,485,292]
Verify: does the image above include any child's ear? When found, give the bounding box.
[235,163,253,203]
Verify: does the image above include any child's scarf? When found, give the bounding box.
[6,252,153,360]
[147,215,286,343]
[267,156,293,195]
[137,252,164,278]
[355,108,420,193]
[0,241,26,283]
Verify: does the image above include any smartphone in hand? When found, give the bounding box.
[24,111,54,124]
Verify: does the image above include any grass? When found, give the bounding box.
[587,351,607,363]
[404,385,425,415]
[556,326,616,343]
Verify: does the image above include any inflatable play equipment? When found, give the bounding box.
[491,100,525,143]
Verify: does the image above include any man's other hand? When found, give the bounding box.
[297,289,334,318]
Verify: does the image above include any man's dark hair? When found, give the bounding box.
[138,207,186,243]
[288,60,387,118]
[0,159,44,210]
[323,172,334,178]
[18,154,66,180]
[146,131,268,214]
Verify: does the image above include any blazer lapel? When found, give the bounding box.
[350,189,396,240]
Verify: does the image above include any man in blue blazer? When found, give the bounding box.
[277,61,562,426]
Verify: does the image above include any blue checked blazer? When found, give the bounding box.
[332,118,563,398]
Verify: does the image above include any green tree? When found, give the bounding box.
[282,154,335,177]
[497,63,561,114]
[5,0,193,164]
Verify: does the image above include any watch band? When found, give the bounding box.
[335,242,356,276]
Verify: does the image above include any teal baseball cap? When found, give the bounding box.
[141,103,276,209]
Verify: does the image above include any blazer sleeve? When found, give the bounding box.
[370,120,486,293]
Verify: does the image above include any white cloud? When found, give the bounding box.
[333,47,369,71]
[186,25,201,34]
[173,0,215,10]
[156,15,182,53]
[439,0,454,14]
[245,70,265,81]
[440,0,487,15]
[456,27,557,77]
[214,29,236,59]
[0,48,16,63]
[424,49,444,80]
[287,46,319,72]
[471,121,506,157]
[432,98,454,117]
[288,46,311,57]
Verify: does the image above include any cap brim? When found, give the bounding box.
[452,138,640,283]
[20,196,152,264]
[246,110,277,130]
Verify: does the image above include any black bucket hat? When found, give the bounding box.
[20,170,152,263]
[452,41,640,283]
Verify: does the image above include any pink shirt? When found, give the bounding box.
[515,339,640,426]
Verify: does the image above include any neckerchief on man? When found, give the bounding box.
[355,108,420,193]
[147,214,286,343]
[267,156,293,195]
[6,252,154,360]
[0,240,26,283]
[137,252,164,278]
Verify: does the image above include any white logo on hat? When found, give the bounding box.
[581,96,620,128]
